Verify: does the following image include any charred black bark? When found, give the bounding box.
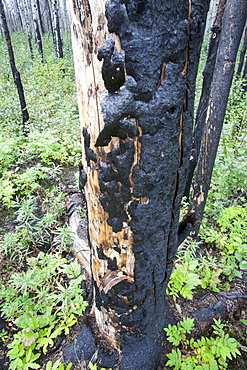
[184,0,226,200]
[191,0,247,224]
[0,0,29,132]
[71,1,209,369]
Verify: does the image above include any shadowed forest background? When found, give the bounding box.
[0,0,247,369]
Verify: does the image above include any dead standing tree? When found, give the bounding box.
[66,0,246,369]
[0,0,29,133]
[190,0,247,223]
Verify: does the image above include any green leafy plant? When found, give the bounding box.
[0,192,67,262]
[200,204,247,280]
[0,253,87,370]
[166,240,221,306]
[88,363,112,370]
[164,318,241,369]
[42,360,72,370]
[0,165,51,207]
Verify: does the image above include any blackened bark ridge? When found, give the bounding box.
[0,0,29,132]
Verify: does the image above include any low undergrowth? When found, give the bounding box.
[0,254,87,370]
[164,318,241,369]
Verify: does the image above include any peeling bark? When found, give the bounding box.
[68,1,209,368]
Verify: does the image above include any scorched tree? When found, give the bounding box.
[65,0,247,369]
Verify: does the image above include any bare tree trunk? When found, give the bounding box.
[20,0,34,59]
[45,0,55,40]
[190,0,247,225]
[12,0,23,30]
[243,56,247,91]
[237,24,247,92]
[36,0,45,34]
[52,0,63,59]
[0,0,29,133]
[67,1,209,368]
[34,18,44,61]
[31,0,44,61]
[184,0,227,200]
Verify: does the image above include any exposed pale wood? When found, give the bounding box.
[68,0,135,350]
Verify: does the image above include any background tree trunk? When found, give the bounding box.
[68,1,209,368]
[36,0,45,34]
[237,25,247,78]
[190,0,247,224]
[0,0,29,132]
[184,0,226,199]
[52,0,63,59]
[31,0,44,61]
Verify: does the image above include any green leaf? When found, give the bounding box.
[22,331,39,347]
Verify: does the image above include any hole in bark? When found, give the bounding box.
[136,2,145,14]
[167,106,176,115]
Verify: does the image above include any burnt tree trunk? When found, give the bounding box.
[36,0,45,34]
[236,25,247,78]
[52,0,63,59]
[67,1,209,369]
[34,18,44,62]
[21,0,34,59]
[184,0,226,199]
[45,0,56,43]
[0,0,29,132]
[243,57,247,91]
[190,0,247,224]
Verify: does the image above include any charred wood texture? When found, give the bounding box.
[191,0,247,225]
[68,0,209,368]
[0,0,29,132]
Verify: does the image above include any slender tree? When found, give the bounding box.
[31,0,44,61]
[33,18,44,61]
[36,0,45,34]
[19,0,34,59]
[190,0,247,223]
[52,0,63,59]
[184,0,227,199]
[0,0,29,132]
[236,25,247,78]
